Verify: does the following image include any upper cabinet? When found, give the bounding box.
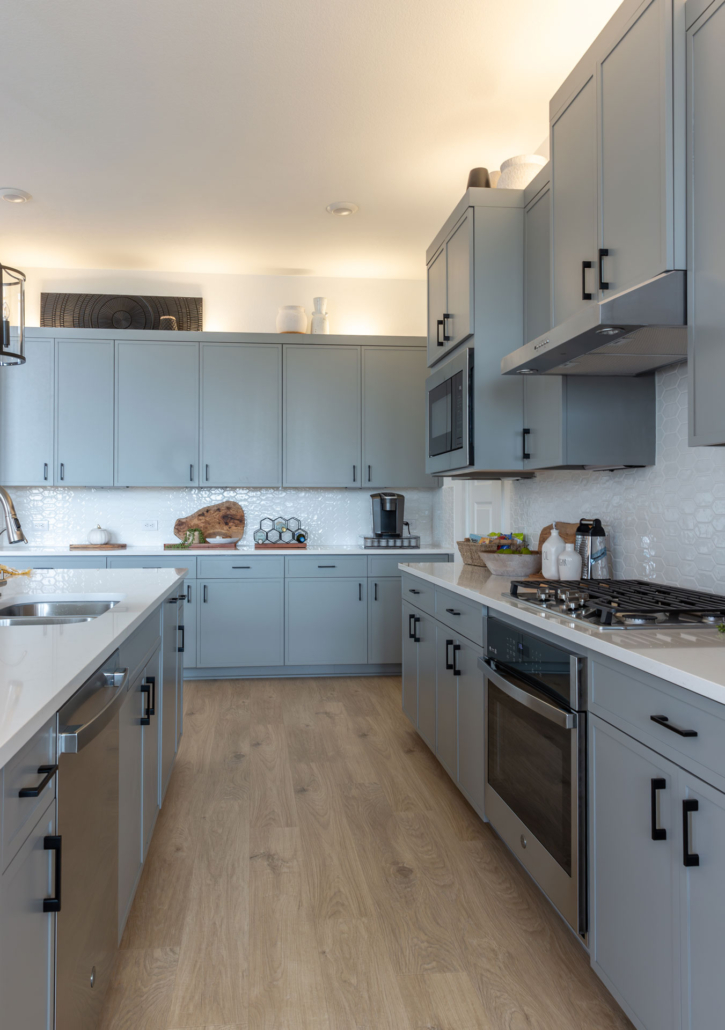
[115,340,200,486]
[56,339,114,486]
[426,209,474,365]
[524,167,552,343]
[200,343,281,486]
[0,338,54,486]
[687,0,725,445]
[362,347,430,488]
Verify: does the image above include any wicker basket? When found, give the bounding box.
[456,539,489,566]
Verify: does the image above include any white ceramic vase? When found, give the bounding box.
[310,297,330,335]
[276,305,307,334]
[558,542,583,581]
[496,154,547,190]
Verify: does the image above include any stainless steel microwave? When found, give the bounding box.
[425,347,473,475]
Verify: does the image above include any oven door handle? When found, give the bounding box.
[479,658,577,730]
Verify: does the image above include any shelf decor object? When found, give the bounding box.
[310,297,330,334]
[254,516,308,549]
[40,293,203,331]
[275,305,307,333]
[165,501,245,549]
[70,543,127,551]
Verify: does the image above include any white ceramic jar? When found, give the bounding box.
[541,524,565,579]
[558,542,583,581]
[310,297,330,334]
[276,305,307,334]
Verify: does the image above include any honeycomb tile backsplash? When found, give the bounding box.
[11,485,441,549]
[511,362,725,592]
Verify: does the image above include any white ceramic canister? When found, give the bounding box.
[276,305,307,333]
[310,297,330,335]
[496,154,547,190]
[541,523,565,579]
[558,542,583,581]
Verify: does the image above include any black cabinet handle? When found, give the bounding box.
[140,681,152,725]
[598,248,610,290]
[651,778,667,841]
[443,313,452,342]
[43,463,48,481]
[582,260,593,301]
[178,625,185,653]
[19,764,58,798]
[43,835,62,912]
[413,615,420,642]
[374,582,378,601]
[445,608,461,616]
[409,588,421,594]
[409,613,417,639]
[368,465,372,482]
[683,799,700,867]
[190,464,194,482]
[318,564,336,568]
[453,643,462,676]
[359,582,363,601]
[651,715,698,738]
[446,638,454,670]
[352,465,356,482]
[203,584,208,603]
[436,319,444,346]
[59,463,65,481]
[523,427,531,462]
[233,566,251,569]
[205,464,210,481]
[187,584,192,604]
[177,593,186,602]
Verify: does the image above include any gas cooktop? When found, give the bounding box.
[509,579,725,631]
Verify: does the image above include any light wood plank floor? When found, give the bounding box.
[100,677,633,1030]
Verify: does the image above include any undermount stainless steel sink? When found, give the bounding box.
[0,600,118,626]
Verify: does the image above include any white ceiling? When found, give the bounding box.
[1,0,621,280]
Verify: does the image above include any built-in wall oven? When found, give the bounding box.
[425,346,473,474]
[479,616,587,940]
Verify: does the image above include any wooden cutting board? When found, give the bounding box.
[174,501,245,542]
[70,543,127,550]
[537,522,578,552]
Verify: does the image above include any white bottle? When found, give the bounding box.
[541,523,565,580]
[558,542,583,581]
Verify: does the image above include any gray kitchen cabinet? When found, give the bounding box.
[590,715,679,1030]
[161,595,180,799]
[141,648,161,860]
[199,578,284,667]
[687,0,725,446]
[55,338,114,486]
[426,245,447,364]
[426,211,474,366]
[402,600,419,725]
[456,636,484,814]
[402,602,437,750]
[182,579,197,669]
[0,798,56,1030]
[283,345,361,487]
[200,342,281,486]
[0,337,54,486]
[369,576,402,665]
[118,672,144,934]
[524,169,552,345]
[17,557,107,569]
[286,577,367,665]
[435,626,458,779]
[115,340,199,486]
[362,347,429,487]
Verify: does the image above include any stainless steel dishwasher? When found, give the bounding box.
[56,651,128,1030]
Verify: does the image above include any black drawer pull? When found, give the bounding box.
[582,259,593,301]
[651,715,698,738]
[523,427,531,462]
[59,463,65,480]
[318,565,336,568]
[374,582,378,601]
[413,615,420,642]
[452,643,462,676]
[43,835,62,912]
[140,679,153,725]
[445,639,454,670]
[442,313,452,342]
[43,462,48,481]
[203,584,208,603]
[436,319,444,346]
[598,248,610,291]
[683,799,699,867]
[19,764,58,798]
[445,608,461,616]
[651,778,667,841]
[409,588,421,594]
[409,613,417,639]
[178,625,185,653]
[359,582,363,601]
[232,566,251,569]
[187,584,192,604]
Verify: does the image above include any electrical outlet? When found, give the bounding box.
[143,520,159,531]
[31,520,49,532]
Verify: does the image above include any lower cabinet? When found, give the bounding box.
[142,650,161,859]
[369,577,403,664]
[161,596,180,797]
[286,578,367,665]
[199,578,284,667]
[402,600,420,725]
[402,602,437,750]
[0,798,56,1030]
[182,579,197,670]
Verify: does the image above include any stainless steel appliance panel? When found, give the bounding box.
[425,347,473,474]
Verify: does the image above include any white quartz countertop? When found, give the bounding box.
[0,545,452,558]
[400,561,725,708]
[0,567,185,768]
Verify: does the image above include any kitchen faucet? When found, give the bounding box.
[0,486,28,543]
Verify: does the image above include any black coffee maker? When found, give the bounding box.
[371,492,405,538]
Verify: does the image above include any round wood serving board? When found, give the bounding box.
[536,522,578,552]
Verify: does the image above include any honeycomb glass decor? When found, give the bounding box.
[281,529,294,543]
[255,515,309,546]
[266,529,281,543]
[287,517,301,533]
[260,518,274,532]
[274,517,287,533]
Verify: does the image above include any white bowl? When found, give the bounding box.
[482,551,542,577]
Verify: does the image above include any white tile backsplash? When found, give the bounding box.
[511,362,725,592]
[12,485,442,549]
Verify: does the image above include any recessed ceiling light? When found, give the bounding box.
[0,188,31,204]
[326,201,358,216]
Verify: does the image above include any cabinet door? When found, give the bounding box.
[435,626,457,778]
[679,773,725,1030]
[118,678,143,932]
[369,577,402,665]
[590,716,679,1030]
[286,578,367,665]
[523,376,564,470]
[401,600,419,725]
[551,75,598,326]
[200,343,281,486]
[524,183,552,343]
[417,612,437,751]
[182,579,197,669]
[445,209,474,349]
[0,337,53,486]
[115,340,199,486]
[141,650,161,860]
[56,338,114,486]
[160,597,179,799]
[0,800,55,1030]
[427,245,447,365]
[456,637,484,814]
[199,579,284,667]
[362,347,429,488]
[599,0,673,295]
[688,0,725,446]
[283,345,361,487]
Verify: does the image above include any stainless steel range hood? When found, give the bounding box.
[501,271,687,376]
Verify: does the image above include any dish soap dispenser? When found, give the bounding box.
[558,543,583,581]
[541,523,565,579]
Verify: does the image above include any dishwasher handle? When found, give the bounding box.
[59,668,129,754]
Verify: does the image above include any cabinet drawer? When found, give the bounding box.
[19,557,107,569]
[368,553,448,577]
[108,555,197,574]
[2,716,57,871]
[401,571,435,615]
[197,556,283,579]
[434,587,484,645]
[285,556,367,578]
[591,660,725,786]
[118,604,162,681]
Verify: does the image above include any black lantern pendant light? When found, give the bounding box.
[0,264,26,366]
